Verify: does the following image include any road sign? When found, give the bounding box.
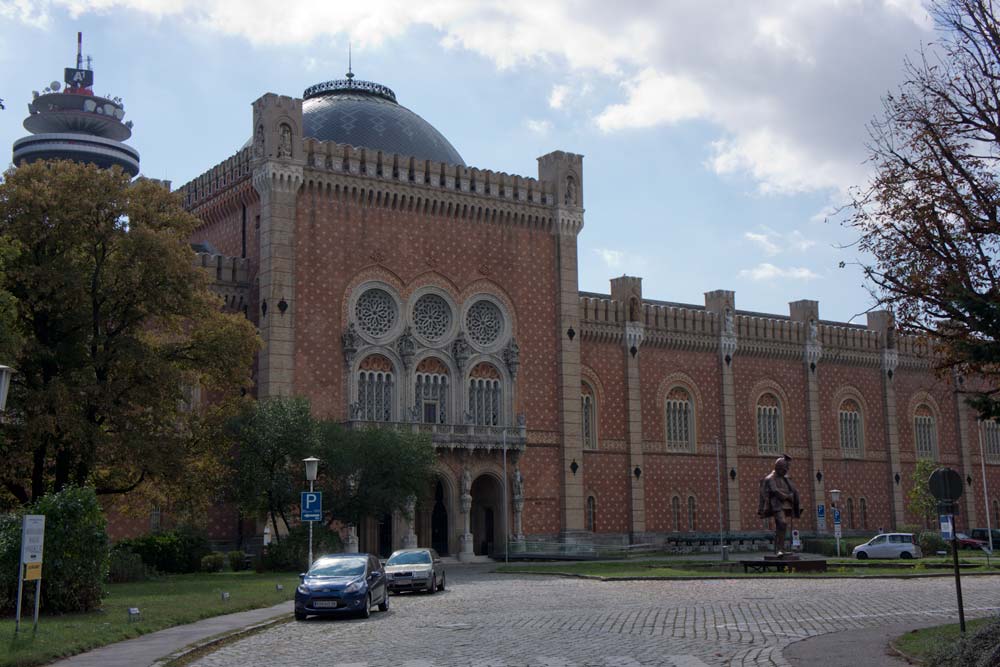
[833,508,841,525]
[817,504,826,530]
[791,529,801,550]
[834,523,842,538]
[929,468,963,503]
[21,515,44,564]
[24,563,41,581]
[940,514,954,541]
[301,491,322,522]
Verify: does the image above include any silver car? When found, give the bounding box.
[384,548,446,594]
[852,533,923,560]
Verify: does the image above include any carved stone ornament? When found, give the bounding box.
[564,175,577,206]
[396,326,415,369]
[342,322,359,363]
[503,338,520,378]
[453,332,471,370]
[253,124,264,158]
[277,123,292,159]
[512,467,524,501]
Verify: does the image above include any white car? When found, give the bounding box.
[852,533,922,560]
[384,548,446,593]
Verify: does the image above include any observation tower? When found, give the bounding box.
[12,33,140,177]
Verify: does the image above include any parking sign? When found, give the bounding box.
[301,491,322,522]
[817,504,826,530]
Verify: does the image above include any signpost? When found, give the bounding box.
[928,467,965,633]
[301,491,322,522]
[833,508,842,555]
[817,504,826,531]
[15,515,45,633]
[791,529,801,551]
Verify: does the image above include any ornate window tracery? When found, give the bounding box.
[839,399,864,457]
[465,300,503,347]
[756,393,783,455]
[355,288,397,338]
[665,387,694,452]
[415,357,449,424]
[980,420,1000,464]
[581,382,596,450]
[468,362,502,426]
[357,354,394,422]
[687,496,697,531]
[413,294,451,342]
[914,406,937,460]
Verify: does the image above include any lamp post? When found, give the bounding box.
[978,429,995,555]
[0,365,13,415]
[830,488,842,557]
[303,457,320,567]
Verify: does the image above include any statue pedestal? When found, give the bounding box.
[344,526,359,553]
[458,532,476,561]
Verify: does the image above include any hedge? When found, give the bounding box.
[115,525,211,574]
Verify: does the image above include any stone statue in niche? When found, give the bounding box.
[342,323,359,363]
[277,123,292,159]
[512,468,524,501]
[396,326,415,369]
[809,318,818,341]
[503,338,520,378]
[453,332,470,370]
[253,124,264,158]
[461,468,472,497]
[724,308,734,335]
[564,175,577,206]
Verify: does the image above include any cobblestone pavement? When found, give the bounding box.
[189,567,1000,667]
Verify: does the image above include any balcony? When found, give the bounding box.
[342,419,526,452]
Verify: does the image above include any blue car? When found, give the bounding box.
[294,553,389,620]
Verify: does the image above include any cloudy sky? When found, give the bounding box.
[0,0,936,322]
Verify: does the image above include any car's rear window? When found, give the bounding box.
[387,551,432,565]
[309,558,367,577]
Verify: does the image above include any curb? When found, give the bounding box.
[496,569,1000,581]
[887,639,923,666]
[150,613,291,667]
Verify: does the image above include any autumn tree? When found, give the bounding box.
[849,0,1000,418]
[0,161,259,507]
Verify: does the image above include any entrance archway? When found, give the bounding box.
[470,474,504,556]
[416,477,451,555]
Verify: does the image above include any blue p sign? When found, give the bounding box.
[301,491,322,522]
[833,508,841,525]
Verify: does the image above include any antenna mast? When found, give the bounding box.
[346,42,354,80]
[76,32,83,69]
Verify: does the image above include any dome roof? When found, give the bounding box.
[302,78,465,166]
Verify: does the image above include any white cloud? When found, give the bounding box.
[744,231,780,256]
[593,247,624,269]
[739,263,820,281]
[548,84,569,109]
[787,230,816,252]
[16,0,932,194]
[525,119,552,135]
[744,227,816,255]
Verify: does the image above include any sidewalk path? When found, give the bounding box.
[783,620,943,666]
[48,601,293,667]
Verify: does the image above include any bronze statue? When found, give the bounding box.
[757,455,802,556]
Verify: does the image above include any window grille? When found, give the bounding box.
[981,420,1000,464]
[469,378,502,426]
[687,496,697,531]
[914,412,937,460]
[355,288,397,338]
[358,370,394,421]
[586,496,596,532]
[839,400,863,456]
[416,373,448,424]
[756,396,783,454]
[666,389,693,452]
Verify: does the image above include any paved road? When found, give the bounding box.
[189,567,1000,667]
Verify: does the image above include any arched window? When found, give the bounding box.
[994,499,1000,527]
[980,420,1000,464]
[357,355,395,422]
[415,358,449,424]
[687,496,697,531]
[859,497,868,530]
[847,497,855,530]
[839,399,864,457]
[671,496,681,532]
[468,363,502,426]
[581,382,597,450]
[586,495,596,532]
[914,405,937,460]
[150,506,161,532]
[756,393,783,455]
[666,387,695,452]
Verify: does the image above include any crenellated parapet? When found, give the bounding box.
[194,252,251,314]
[178,147,254,211]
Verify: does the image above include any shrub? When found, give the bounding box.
[800,537,864,558]
[918,531,950,556]
[200,551,226,573]
[263,524,343,572]
[116,525,211,574]
[107,547,152,583]
[227,550,247,572]
[0,486,109,613]
[926,615,1000,667]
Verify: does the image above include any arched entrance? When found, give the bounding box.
[470,474,504,556]
[377,513,393,558]
[431,481,449,555]
[416,476,451,555]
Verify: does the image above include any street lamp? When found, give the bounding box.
[303,457,320,567]
[830,489,842,557]
[0,365,13,414]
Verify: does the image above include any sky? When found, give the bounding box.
[0,0,938,323]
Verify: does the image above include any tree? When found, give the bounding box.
[228,396,319,544]
[0,161,259,507]
[848,0,1000,419]
[907,458,940,527]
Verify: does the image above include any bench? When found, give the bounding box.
[740,558,827,574]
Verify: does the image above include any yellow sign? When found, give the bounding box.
[24,562,41,581]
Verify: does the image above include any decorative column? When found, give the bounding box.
[458,466,475,561]
[953,377,979,527]
[511,464,525,542]
[402,496,418,548]
[624,321,646,538]
[706,291,741,531]
[538,151,586,536]
[791,301,825,533]
[868,311,905,529]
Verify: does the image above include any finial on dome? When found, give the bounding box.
[346,42,354,80]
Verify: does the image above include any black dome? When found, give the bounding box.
[302,78,465,166]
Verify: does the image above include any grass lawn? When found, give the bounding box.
[0,571,299,667]
[892,617,993,663]
[495,556,1000,579]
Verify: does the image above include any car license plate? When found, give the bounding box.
[313,600,339,608]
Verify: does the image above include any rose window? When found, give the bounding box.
[465,300,503,346]
[355,288,397,338]
[413,294,451,341]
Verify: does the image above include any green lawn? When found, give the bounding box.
[0,572,299,667]
[495,556,1000,579]
[892,617,993,662]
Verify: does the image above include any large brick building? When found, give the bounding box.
[178,74,1000,558]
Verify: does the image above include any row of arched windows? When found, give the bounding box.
[584,494,697,532]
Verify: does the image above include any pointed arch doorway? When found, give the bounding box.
[470,474,504,556]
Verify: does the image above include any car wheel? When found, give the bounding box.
[900,551,913,559]
[856,551,868,560]
[427,573,437,594]
[294,611,307,621]
[438,572,446,591]
[361,593,371,619]
[378,591,389,612]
